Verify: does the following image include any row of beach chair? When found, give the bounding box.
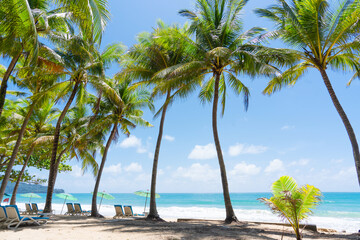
[0,205,48,229]
[65,203,91,216]
[113,205,145,218]
[23,203,43,215]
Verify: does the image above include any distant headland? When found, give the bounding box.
[3,182,64,194]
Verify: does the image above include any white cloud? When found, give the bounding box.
[118,135,147,154]
[104,163,122,174]
[188,143,217,160]
[164,135,175,142]
[125,162,143,173]
[228,143,268,156]
[265,159,285,173]
[290,159,309,166]
[230,162,261,176]
[281,125,295,130]
[70,165,83,177]
[174,163,219,182]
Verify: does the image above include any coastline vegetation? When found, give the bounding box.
[0,0,359,233]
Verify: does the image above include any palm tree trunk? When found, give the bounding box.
[147,90,171,221]
[213,73,237,223]
[319,69,360,186]
[10,147,35,204]
[44,81,80,213]
[91,123,117,217]
[0,103,35,202]
[0,52,22,118]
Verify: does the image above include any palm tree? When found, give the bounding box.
[43,40,124,213]
[0,54,61,202]
[255,0,360,186]
[259,176,322,240]
[177,0,285,223]
[10,99,57,204]
[121,22,197,220]
[90,79,152,217]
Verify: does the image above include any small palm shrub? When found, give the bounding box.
[259,176,321,240]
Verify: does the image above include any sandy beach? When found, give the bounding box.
[1,216,359,240]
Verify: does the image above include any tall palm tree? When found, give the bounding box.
[121,22,198,220]
[0,53,61,202]
[43,40,125,213]
[10,99,57,204]
[255,0,360,186]
[90,79,152,217]
[176,0,288,223]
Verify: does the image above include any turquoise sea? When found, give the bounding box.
[9,192,360,233]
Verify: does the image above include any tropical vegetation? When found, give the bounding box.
[0,0,358,226]
[259,176,322,240]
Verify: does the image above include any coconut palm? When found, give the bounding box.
[121,22,198,220]
[9,99,58,204]
[259,176,322,240]
[89,78,152,217]
[0,55,61,202]
[177,0,288,223]
[42,39,125,213]
[255,0,360,186]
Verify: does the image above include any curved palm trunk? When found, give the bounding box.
[319,69,360,186]
[213,73,237,223]
[91,123,117,217]
[44,81,80,213]
[10,147,35,204]
[0,104,35,202]
[147,90,171,221]
[0,52,22,117]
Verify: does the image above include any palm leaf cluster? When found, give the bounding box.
[259,176,322,240]
[0,0,359,228]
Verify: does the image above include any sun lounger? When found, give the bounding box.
[74,203,90,216]
[65,203,75,215]
[5,205,48,230]
[22,203,34,215]
[31,203,43,214]
[0,206,7,223]
[113,205,124,218]
[123,205,144,217]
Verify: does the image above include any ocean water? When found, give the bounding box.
[8,192,360,233]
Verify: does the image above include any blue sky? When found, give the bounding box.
[12,0,360,193]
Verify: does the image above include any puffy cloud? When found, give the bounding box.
[104,163,122,174]
[125,162,143,173]
[188,143,217,160]
[164,135,175,142]
[228,143,268,156]
[118,135,147,153]
[265,159,285,173]
[230,162,261,176]
[290,159,309,166]
[174,163,219,182]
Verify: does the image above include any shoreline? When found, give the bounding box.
[1,215,359,240]
[9,201,360,234]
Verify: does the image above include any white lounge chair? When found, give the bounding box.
[5,205,48,230]
[65,203,75,216]
[74,203,90,216]
[123,205,144,217]
[113,205,124,218]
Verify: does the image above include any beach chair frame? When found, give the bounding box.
[5,205,48,230]
[22,203,34,215]
[123,205,144,217]
[74,203,90,216]
[65,203,75,216]
[113,205,124,219]
[0,206,7,223]
[31,203,43,214]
